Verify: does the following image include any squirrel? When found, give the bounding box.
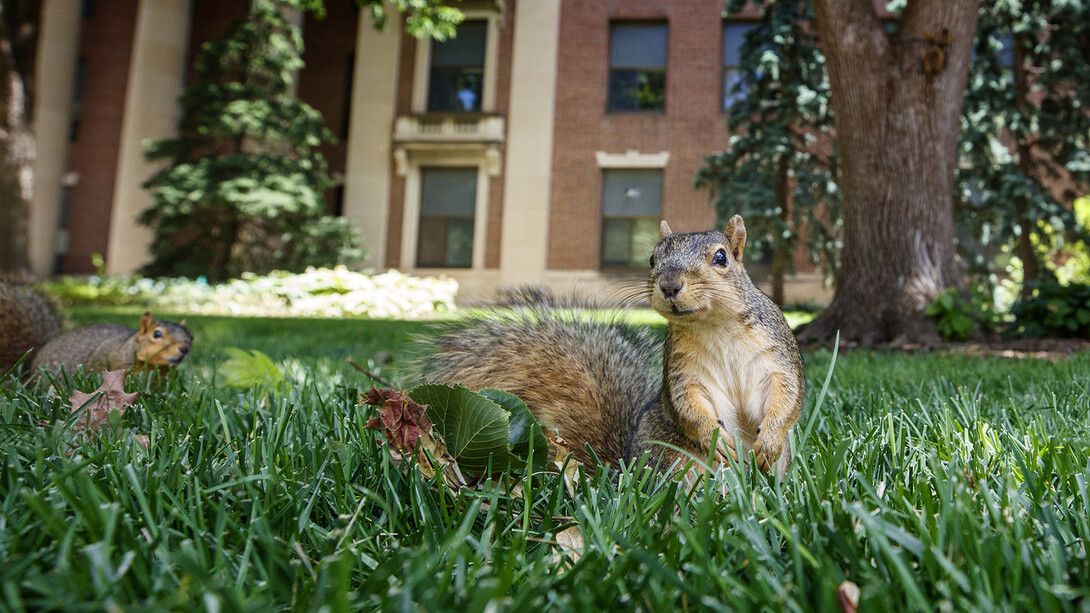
[0,281,194,376]
[416,215,806,478]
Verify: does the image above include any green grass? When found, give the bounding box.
[2,309,1088,611]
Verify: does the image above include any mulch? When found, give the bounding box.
[939,337,1090,360]
[797,336,1090,360]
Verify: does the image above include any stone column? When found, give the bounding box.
[498,0,560,285]
[342,12,400,271]
[30,1,82,277]
[106,0,192,275]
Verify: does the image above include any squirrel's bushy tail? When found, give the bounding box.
[413,289,661,466]
[0,281,63,374]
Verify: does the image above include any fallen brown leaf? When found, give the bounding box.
[69,369,141,435]
[554,525,584,565]
[361,386,465,488]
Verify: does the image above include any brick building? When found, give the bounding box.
[29,0,830,301]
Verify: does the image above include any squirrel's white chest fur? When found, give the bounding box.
[689,329,778,448]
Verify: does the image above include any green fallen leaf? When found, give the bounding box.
[408,384,515,474]
[220,347,284,389]
[478,388,550,473]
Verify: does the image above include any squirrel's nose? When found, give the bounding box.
[659,278,683,300]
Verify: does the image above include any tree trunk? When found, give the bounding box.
[0,1,40,276]
[771,156,790,306]
[799,0,979,346]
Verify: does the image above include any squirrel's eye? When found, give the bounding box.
[712,249,728,266]
[649,255,656,267]
[153,330,163,339]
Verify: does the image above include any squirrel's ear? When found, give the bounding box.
[179,318,187,327]
[724,215,746,264]
[139,311,154,334]
[659,220,673,239]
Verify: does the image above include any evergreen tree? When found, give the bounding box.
[141,0,362,281]
[956,0,1090,298]
[696,0,840,305]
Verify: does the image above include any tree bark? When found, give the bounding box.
[799,0,979,346]
[0,1,40,277]
[771,156,790,306]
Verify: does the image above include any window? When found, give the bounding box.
[608,22,667,112]
[723,23,755,110]
[996,33,1016,69]
[428,20,487,112]
[417,167,477,268]
[601,169,662,268]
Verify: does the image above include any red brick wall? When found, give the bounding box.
[299,3,359,214]
[385,26,417,269]
[61,1,140,274]
[484,5,514,269]
[548,0,733,270]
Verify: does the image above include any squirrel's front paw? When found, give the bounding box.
[751,435,783,473]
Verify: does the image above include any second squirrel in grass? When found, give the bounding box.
[418,215,806,477]
[0,282,194,376]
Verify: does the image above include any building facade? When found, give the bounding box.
[30,0,831,301]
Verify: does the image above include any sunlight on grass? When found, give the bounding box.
[2,310,1087,610]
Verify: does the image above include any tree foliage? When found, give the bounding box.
[956,0,1090,296]
[357,0,465,40]
[696,0,840,305]
[141,0,362,281]
[704,0,1088,339]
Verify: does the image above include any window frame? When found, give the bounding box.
[599,167,665,270]
[606,20,669,114]
[415,166,479,269]
[413,12,501,114]
[722,21,757,112]
[400,154,491,272]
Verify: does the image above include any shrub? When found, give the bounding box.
[43,268,459,319]
[1009,282,1090,338]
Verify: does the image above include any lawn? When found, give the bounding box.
[2,308,1088,611]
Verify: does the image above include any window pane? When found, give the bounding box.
[416,217,449,267]
[723,68,745,110]
[430,20,487,67]
[446,217,475,268]
[723,23,756,110]
[722,23,753,66]
[602,169,663,217]
[608,68,665,111]
[428,68,483,111]
[630,217,661,266]
[601,218,634,267]
[421,168,477,216]
[610,23,667,68]
[418,167,477,268]
[601,169,663,268]
[429,20,486,112]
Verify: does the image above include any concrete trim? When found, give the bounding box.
[497,0,561,286]
[595,150,671,168]
[344,12,400,271]
[106,0,192,275]
[30,3,82,277]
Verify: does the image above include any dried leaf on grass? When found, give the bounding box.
[552,435,581,496]
[361,387,464,486]
[68,369,141,435]
[554,525,584,565]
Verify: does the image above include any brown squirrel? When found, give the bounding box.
[417,215,806,477]
[0,281,193,376]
